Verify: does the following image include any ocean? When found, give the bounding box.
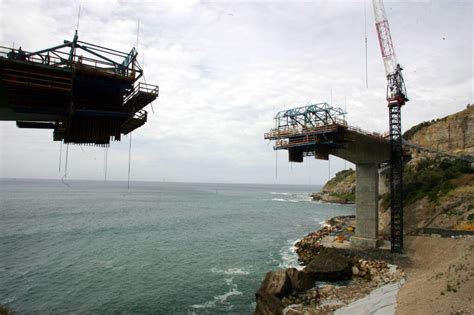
[0,179,354,314]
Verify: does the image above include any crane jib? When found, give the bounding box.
[376,20,395,59]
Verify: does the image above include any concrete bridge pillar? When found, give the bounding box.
[351,163,380,249]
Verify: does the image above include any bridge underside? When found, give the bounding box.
[0,36,158,146]
[267,126,391,250]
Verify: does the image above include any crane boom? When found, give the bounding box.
[373,0,398,76]
[372,0,408,253]
[372,0,408,106]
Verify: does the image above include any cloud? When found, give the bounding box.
[0,0,472,184]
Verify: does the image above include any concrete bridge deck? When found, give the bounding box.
[265,105,391,249]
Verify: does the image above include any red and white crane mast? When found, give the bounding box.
[373,0,408,105]
[372,0,408,253]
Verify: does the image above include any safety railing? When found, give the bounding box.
[124,82,159,104]
[0,46,139,79]
[264,123,344,140]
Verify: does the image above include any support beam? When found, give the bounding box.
[351,163,381,249]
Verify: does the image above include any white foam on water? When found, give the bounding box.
[210,267,250,275]
[271,192,291,195]
[2,296,16,304]
[271,194,313,203]
[318,219,330,228]
[190,277,243,310]
[278,240,303,270]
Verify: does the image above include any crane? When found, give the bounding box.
[372,0,408,253]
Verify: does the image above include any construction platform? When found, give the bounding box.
[0,31,158,146]
[265,103,392,250]
[264,103,387,162]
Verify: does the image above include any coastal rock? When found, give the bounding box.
[255,269,293,315]
[352,266,360,275]
[257,269,292,298]
[286,268,316,292]
[304,248,352,281]
[405,105,474,158]
[255,291,284,315]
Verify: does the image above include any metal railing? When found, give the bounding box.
[264,122,345,140]
[124,82,159,104]
[0,46,139,79]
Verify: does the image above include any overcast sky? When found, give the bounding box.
[0,0,472,185]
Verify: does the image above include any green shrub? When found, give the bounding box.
[403,158,473,205]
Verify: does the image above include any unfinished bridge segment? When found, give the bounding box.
[0,31,158,146]
[265,103,390,250]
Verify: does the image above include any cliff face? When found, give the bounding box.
[314,105,474,235]
[311,169,355,204]
[390,105,474,234]
[404,105,474,157]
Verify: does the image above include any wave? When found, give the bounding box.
[210,267,250,275]
[271,198,299,203]
[270,192,291,196]
[317,219,330,228]
[191,277,243,310]
[271,197,314,203]
[278,239,303,270]
[2,296,16,304]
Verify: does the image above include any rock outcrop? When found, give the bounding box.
[384,105,474,234]
[255,268,317,315]
[254,221,405,315]
[255,269,292,315]
[311,169,355,204]
[304,248,352,281]
[404,105,474,158]
[295,215,355,264]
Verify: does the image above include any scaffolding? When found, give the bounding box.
[265,102,347,144]
[0,31,158,145]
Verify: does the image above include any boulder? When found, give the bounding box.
[286,268,316,292]
[255,269,293,315]
[352,266,360,275]
[303,248,352,281]
[257,269,292,298]
[255,291,284,315]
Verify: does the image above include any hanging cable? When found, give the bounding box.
[105,147,108,182]
[328,156,331,180]
[65,143,69,178]
[59,141,63,173]
[364,0,368,88]
[308,158,311,186]
[275,150,278,180]
[127,133,132,190]
[61,144,71,188]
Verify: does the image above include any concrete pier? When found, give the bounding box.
[351,163,381,249]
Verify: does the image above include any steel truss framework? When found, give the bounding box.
[273,102,347,130]
[6,31,143,81]
[389,104,404,253]
[0,31,158,145]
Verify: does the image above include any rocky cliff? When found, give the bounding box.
[386,104,474,234]
[311,169,355,204]
[404,105,474,157]
[311,105,474,234]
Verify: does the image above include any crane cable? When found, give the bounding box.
[127,133,132,190]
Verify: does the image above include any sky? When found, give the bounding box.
[0,0,472,185]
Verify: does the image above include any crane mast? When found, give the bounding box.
[372,0,408,253]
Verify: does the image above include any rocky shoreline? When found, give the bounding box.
[255,215,405,315]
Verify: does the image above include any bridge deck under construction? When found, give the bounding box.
[0,32,158,145]
[264,103,387,162]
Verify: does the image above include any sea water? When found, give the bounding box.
[0,179,354,314]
